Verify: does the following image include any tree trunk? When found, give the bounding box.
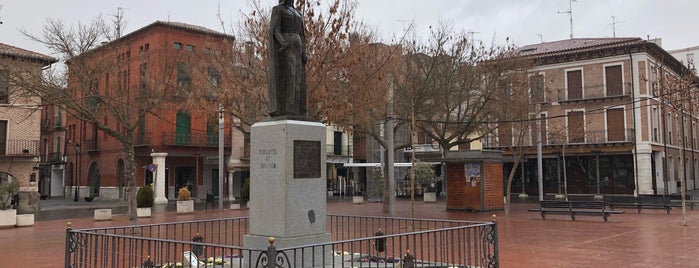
[504,158,520,219]
[122,139,137,225]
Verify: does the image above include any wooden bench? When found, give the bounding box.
[605,195,675,214]
[529,200,624,222]
[665,194,697,210]
[637,195,672,214]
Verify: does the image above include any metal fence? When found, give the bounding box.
[66,215,498,268]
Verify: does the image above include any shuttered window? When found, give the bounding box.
[568,111,584,143]
[607,108,625,141]
[498,123,512,147]
[530,74,544,103]
[605,65,623,96]
[566,70,582,100]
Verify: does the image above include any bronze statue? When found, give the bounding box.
[268,0,307,118]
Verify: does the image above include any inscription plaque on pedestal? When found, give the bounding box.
[294,140,320,178]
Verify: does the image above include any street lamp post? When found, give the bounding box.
[73,143,80,202]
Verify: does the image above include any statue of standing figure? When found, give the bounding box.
[268,0,308,118]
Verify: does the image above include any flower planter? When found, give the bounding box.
[16,214,34,227]
[177,200,194,214]
[352,196,364,204]
[423,192,437,203]
[137,207,152,218]
[0,209,17,228]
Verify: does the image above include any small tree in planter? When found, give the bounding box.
[413,162,439,202]
[240,178,250,207]
[0,177,19,228]
[136,184,154,218]
[177,187,194,214]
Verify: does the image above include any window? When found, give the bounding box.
[498,122,512,147]
[204,47,212,55]
[144,43,149,52]
[185,44,194,52]
[605,65,623,96]
[606,108,625,142]
[0,120,6,155]
[566,69,583,100]
[139,63,148,93]
[529,74,544,103]
[174,42,182,50]
[176,63,191,93]
[667,113,673,145]
[0,71,8,104]
[567,111,584,143]
[206,116,218,146]
[334,131,343,155]
[175,110,191,145]
[652,106,659,142]
[207,68,220,88]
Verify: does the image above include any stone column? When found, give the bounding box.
[150,152,168,203]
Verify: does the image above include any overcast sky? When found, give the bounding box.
[1,0,698,57]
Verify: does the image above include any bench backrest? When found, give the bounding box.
[540,200,571,208]
[604,196,637,203]
[569,201,605,210]
[638,195,670,204]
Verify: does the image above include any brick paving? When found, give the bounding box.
[1,197,699,267]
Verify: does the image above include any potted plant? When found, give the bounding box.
[177,187,194,214]
[413,162,439,203]
[136,184,154,218]
[0,177,19,228]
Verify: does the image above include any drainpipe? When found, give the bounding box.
[629,51,640,197]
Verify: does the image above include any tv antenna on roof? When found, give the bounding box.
[536,33,543,43]
[0,4,4,24]
[610,16,623,37]
[557,0,578,39]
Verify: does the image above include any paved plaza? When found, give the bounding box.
[1,197,699,267]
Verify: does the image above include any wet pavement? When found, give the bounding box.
[2,195,699,267]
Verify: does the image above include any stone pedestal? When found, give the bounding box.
[150,153,168,204]
[244,120,330,267]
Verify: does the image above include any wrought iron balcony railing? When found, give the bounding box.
[162,132,232,147]
[484,128,635,148]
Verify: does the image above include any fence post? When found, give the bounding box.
[265,237,277,268]
[65,222,72,268]
[402,249,415,268]
[490,215,499,268]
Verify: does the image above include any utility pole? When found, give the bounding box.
[383,75,395,215]
[558,0,577,39]
[218,104,224,210]
[536,104,544,202]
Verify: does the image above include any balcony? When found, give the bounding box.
[484,128,634,148]
[42,152,64,163]
[0,140,39,156]
[162,132,232,147]
[551,83,632,104]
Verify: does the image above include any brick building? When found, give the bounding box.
[484,38,699,197]
[0,43,57,208]
[63,21,240,201]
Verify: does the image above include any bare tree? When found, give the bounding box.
[17,11,201,224]
[491,70,536,217]
[396,23,528,156]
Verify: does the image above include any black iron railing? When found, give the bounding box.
[65,215,498,268]
[162,132,232,147]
